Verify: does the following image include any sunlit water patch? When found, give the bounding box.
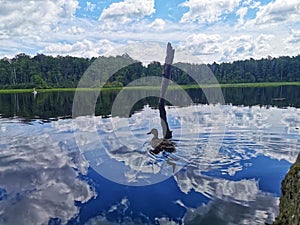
[0,104,299,224]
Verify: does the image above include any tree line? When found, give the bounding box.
[0,53,299,89]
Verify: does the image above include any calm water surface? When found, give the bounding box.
[0,86,300,225]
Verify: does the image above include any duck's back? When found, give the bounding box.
[151,138,175,153]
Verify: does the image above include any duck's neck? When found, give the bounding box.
[152,134,159,139]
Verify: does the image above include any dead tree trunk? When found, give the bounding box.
[159,43,175,139]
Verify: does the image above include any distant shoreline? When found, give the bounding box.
[1,81,300,93]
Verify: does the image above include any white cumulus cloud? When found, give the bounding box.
[287,29,300,43]
[0,0,78,39]
[285,29,300,53]
[0,0,299,64]
[99,0,155,24]
[44,39,117,58]
[220,34,275,62]
[67,26,85,35]
[236,6,248,26]
[252,0,300,25]
[180,0,241,23]
[148,18,166,31]
[181,33,221,55]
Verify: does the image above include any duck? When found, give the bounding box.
[147,128,175,154]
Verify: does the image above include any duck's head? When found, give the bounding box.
[147,128,158,137]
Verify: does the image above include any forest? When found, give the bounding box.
[0,53,299,89]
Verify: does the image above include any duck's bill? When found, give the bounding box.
[147,131,151,135]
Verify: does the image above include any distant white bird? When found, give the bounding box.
[32,88,37,95]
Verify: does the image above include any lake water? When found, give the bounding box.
[0,86,300,225]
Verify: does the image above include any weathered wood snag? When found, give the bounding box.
[159,43,175,139]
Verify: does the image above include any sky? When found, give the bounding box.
[0,0,300,63]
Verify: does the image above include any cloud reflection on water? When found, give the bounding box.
[0,124,94,225]
[0,103,299,224]
[58,103,298,223]
[67,104,300,186]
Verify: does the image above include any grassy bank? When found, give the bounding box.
[180,81,300,89]
[218,81,300,88]
[1,81,300,94]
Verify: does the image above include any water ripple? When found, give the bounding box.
[1,104,299,224]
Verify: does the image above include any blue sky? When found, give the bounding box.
[75,0,189,22]
[0,0,300,63]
